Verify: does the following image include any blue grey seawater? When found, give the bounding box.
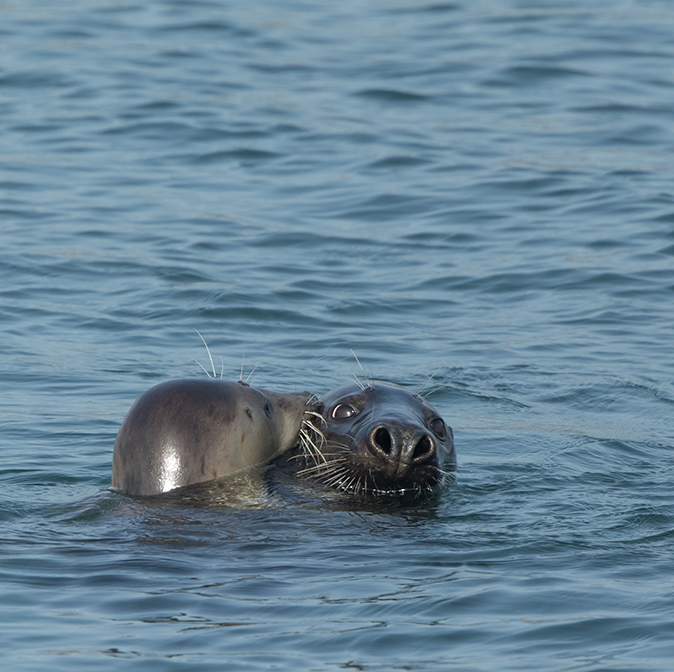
[2,1,674,670]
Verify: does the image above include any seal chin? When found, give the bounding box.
[296,382,455,497]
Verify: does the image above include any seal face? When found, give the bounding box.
[296,381,455,496]
[112,379,313,496]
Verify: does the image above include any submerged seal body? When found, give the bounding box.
[296,381,455,496]
[112,379,313,496]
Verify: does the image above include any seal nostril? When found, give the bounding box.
[413,434,435,462]
[373,426,392,455]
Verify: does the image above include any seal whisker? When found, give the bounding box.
[298,449,348,472]
[297,462,347,477]
[299,428,326,464]
[322,468,352,488]
[293,451,347,467]
[244,364,259,385]
[326,466,351,482]
[420,383,450,399]
[298,455,348,470]
[417,366,444,396]
[303,416,327,440]
[195,329,217,379]
[350,349,370,388]
[302,419,327,449]
[346,368,366,391]
[342,473,357,492]
[320,463,348,477]
[191,356,213,379]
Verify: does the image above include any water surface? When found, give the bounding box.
[2,1,674,670]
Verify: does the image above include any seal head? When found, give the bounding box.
[298,381,455,496]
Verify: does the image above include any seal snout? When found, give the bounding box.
[367,423,436,475]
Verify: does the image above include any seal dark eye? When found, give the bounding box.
[331,403,357,420]
[264,400,273,419]
[430,417,446,438]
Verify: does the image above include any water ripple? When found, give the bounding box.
[2,1,674,670]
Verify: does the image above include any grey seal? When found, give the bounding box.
[112,379,313,496]
[295,381,455,496]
